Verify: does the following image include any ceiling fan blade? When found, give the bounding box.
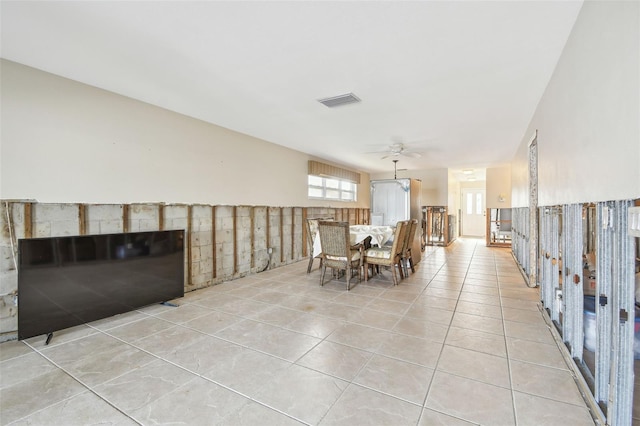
[403,152,422,158]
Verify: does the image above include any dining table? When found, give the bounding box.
[312,224,395,258]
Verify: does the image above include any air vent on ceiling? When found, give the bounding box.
[317,93,361,108]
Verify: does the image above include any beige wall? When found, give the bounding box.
[0,60,370,208]
[370,167,449,206]
[511,1,640,207]
[486,165,511,209]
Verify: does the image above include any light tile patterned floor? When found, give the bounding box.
[0,238,595,425]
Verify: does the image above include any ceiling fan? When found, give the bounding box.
[369,142,423,159]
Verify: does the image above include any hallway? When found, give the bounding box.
[0,238,594,425]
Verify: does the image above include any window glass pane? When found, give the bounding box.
[308,175,356,202]
[466,193,473,215]
[476,193,483,215]
[308,187,323,198]
[326,189,340,199]
[326,179,339,189]
[308,175,323,186]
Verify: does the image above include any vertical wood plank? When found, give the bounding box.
[250,207,255,269]
[302,208,308,257]
[291,207,295,260]
[24,202,33,239]
[233,206,238,275]
[212,206,217,279]
[266,207,271,258]
[187,205,192,286]
[280,207,284,263]
[78,204,87,235]
[158,204,165,230]
[122,204,130,233]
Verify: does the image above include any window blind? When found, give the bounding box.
[308,161,361,184]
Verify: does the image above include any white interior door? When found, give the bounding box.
[462,188,486,236]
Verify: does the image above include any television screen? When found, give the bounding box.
[18,230,185,340]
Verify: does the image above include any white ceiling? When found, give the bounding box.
[1,1,583,176]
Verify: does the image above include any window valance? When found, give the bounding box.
[308,160,361,184]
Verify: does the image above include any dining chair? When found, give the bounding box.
[305,217,332,273]
[401,219,419,276]
[317,221,363,290]
[363,220,407,286]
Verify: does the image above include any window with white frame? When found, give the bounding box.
[308,175,357,201]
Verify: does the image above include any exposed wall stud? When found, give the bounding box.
[212,206,217,279]
[233,206,238,275]
[250,207,255,269]
[122,204,130,233]
[78,204,87,235]
[302,208,308,257]
[291,207,295,260]
[24,202,33,239]
[280,207,284,263]
[187,205,192,286]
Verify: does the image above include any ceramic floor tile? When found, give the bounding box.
[183,310,243,335]
[202,346,291,396]
[0,340,32,362]
[152,303,213,324]
[106,317,175,343]
[437,345,511,388]
[218,400,305,426]
[425,371,515,425]
[393,316,449,343]
[451,311,505,335]
[246,304,305,327]
[418,408,477,425]
[0,352,57,389]
[510,360,587,406]
[130,376,250,425]
[455,300,502,319]
[502,306,546,323]
[457,292,501,306]
[507,337,569,370]
[285,314,345,339]
[0,369,87,424]
[354,354,434,404]
[445,326,507,357]
[297,340,372,381]
[319,384,422,426]
[376,333,443,368]
[513,391,594,425]
[504,320,556,344]
[59,342,158,387]
[0,239,597,426]
[366,298,411,316]
[404,304,455,325]
[320,384,420,426]
[255,364,348,425]
[10,391,138,426]
[327,323,393,352]
[501,288,540,301]
[347,307,402,330]
[424,287,461,300]
[24,324,98,350]
[92,359,196,412]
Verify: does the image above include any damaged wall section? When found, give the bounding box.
[0,201,369,341]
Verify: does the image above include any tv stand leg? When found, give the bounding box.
[45,333,53,345]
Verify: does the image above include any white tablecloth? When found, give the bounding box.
[312,225,394,257]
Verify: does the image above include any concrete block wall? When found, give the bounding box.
[0,200,369,340]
